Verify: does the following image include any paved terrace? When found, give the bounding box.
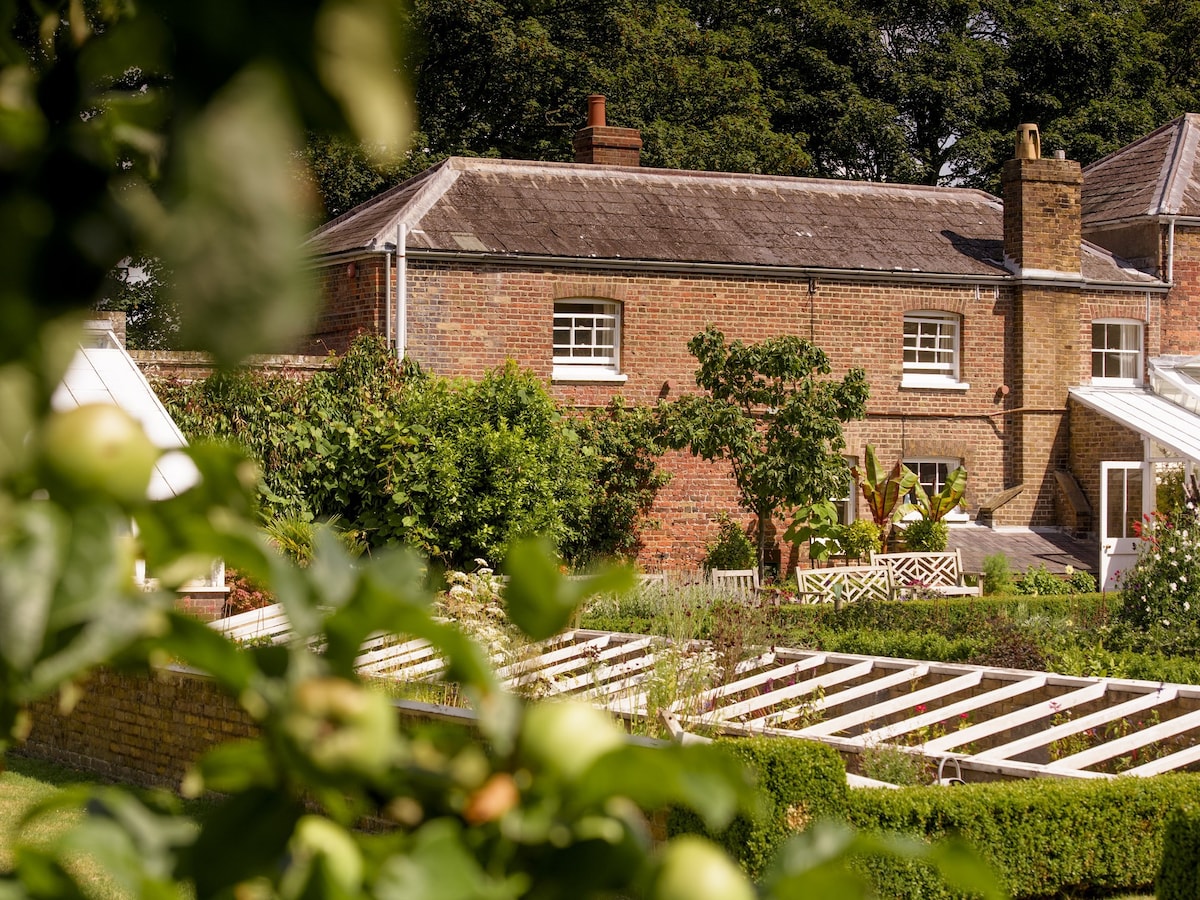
[949,526,1097,579]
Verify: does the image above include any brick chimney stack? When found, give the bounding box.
[999,124,1085,529]
[1001,124,1083,277]
[573,95,642,166]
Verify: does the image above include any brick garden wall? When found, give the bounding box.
[20,668,256,790]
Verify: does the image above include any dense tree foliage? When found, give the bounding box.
[158,337,668,568]
[304,0,1200,216]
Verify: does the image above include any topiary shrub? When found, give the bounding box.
[667,737,848,878]
[1157,802,1200,900]
[901,518,948,552]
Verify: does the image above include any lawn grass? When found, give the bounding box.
[1,754,213,898]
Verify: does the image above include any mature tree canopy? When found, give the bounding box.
[304,0,1200,216]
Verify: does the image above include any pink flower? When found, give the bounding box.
[915,704,927,714]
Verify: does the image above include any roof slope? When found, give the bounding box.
[1083,114,1200,226]
[309,156,1154,284]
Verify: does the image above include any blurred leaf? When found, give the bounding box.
[503,539,633,641]
[576,744,758,831]
[373,819,523,900]
[189,740,280,795]
[0,503,65,672]
[160,67,319,366]
[184,788,303,896]
[157,613,258,694]
[315,0,412,154]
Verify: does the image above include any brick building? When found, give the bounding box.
[304,99,1200,585]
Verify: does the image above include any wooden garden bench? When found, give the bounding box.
[794,565,894,605]
[710,568,761,600]
[869,549,983,596]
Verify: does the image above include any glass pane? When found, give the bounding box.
[1127,469,1143,537]
[1106,469,1125,538]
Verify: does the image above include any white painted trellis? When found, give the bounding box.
[213,606,1200,782]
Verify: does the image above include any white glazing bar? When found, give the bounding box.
[796,671,986,737]
[1121,740,1200,777]
[711,660,874,724]
[977,687,1178,761]
[921,681,1108,753]
[1046,706,1200,771]
[691,655,824,708]
[744,664,929,729]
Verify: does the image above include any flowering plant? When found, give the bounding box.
[1118,485,1200,651]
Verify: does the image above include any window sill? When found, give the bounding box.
[552,366,628,384]
[1090,377,1143,388]
[901,376,970,391]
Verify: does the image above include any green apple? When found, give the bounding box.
[39,403,160,506]
[650,836,756,900]
[518,700,624,781]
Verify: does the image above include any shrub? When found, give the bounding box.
[1014,563,1066,596]
[705,513,756,571]
[667,737,848,878]
[982,553,1012,595]
[1158,802,1200,900]
[901,518,948,552]
[1117,503,1200,652]
[840,519,881,559]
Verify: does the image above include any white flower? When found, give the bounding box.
[1185,601,1191,612]
[1171,583,1178,591]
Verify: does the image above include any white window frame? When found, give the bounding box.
[1091,319,1143,386]
[903,457,969,523]
[902,310,968,390]
[552,299,626,383]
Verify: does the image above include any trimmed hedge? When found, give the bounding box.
[847,775,1200,899]
[667,737,848,878]
[1158,803,1200,900]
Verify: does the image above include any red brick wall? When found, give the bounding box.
[21,668,257,789]
[305,256,1161,562]
[1068,399,1144,529]
[1164,225,1200,356]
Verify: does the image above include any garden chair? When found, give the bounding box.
[794,565,894,606]
[709,568,761,601]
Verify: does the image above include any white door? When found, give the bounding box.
[1099,461,1149,590]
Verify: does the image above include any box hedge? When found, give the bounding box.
[666,737,848,878]
[1157,802,1200,900]
[846,775,1200,899]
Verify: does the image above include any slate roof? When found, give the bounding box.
[1083,114,1200,226]
[309,156,1156,285]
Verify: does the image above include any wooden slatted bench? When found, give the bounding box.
[710,568,761,600]
[869,549,983,596]
[794,565,894,605]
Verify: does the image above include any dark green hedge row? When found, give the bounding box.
[668,737,1200,898]
[845,775,1200,899]
[666,737,848,878]
[771,593,1121,636]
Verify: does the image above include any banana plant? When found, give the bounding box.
[911,465,968,522]
[851,446,918,550]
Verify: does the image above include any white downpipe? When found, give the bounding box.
[396,223,407,359]
[1167,217,1176,284]
[384,250,393,351]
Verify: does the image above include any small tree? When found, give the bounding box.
[662,326,869,578]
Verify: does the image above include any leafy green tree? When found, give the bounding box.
[662,326,869,578]
[95,256,183,350]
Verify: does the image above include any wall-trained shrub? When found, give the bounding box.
[667,737,848,878]
[846,774,1200,899]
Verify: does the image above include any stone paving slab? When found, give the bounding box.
[948,526,1098,578]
